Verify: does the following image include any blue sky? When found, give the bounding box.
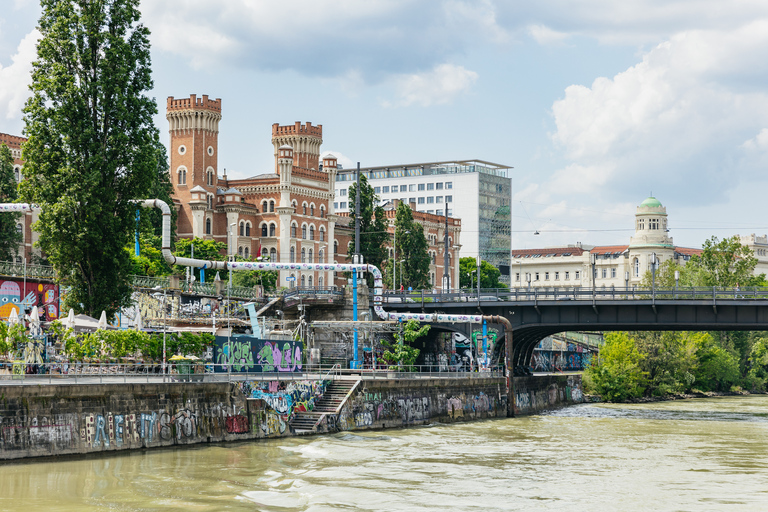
[3,1,768,252]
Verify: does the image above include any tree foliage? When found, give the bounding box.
[688,235,764,287]
[173,237,226,282]
[459,257,506,289]
[347,174,389,276]
[231,256,279,291]
[584,332,646,401]
[21,0,159,319]
[390,202,430,290]
[0,145,22,261]
[382,319,429,370]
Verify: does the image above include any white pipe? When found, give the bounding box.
[0,200,483,324]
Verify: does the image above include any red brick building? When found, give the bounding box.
[0,132,37,263]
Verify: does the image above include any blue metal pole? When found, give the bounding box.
[482,318,488,369]
[353,267,359,369]
[134,210,140,256]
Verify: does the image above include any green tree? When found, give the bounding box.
[129,234,172,276]
[21,0,159,319]
[584,332,646,401]
[0,144,23,260]
[173,238,226,282]
[392,202,430,290]
[231,256,279,291]
[688,235,764,287]
[693,335,741,391]
[632,331,700,395]
[347,174,389,277]
[382,319,429,370]
[459,257,507,289]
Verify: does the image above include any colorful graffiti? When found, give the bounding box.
[530,350,592,372]
[0,279,59,321]
[213,336,303,373]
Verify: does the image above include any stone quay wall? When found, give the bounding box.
[0,375,583,461]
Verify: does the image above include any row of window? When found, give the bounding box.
[516,271,582,282]
[638,218,665,230]
[287,275,324,288]
[289,224,326,241]
[372,182,453,194]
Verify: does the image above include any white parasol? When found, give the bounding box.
[134,309,143,331]
[8,308,20,326]
[29,305,41,336]
[98,310,108,330]
[65,308,75,330]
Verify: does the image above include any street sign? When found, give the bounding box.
[286,276,296,282]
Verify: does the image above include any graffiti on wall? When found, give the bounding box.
[531,350,592,372]
[213,336,303,373]
[514,376,584,414]
[0,279,59,321]
[243,379,327,436]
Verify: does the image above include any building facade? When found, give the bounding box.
[333,160,512,281]
[0,132,39,263]
[510,197,703,290]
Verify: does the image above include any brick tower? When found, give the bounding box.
[167,94,222,239]
[271,122,323,171]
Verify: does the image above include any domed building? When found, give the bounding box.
[510,196,703,290]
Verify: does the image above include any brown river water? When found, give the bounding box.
[1,395,767,511]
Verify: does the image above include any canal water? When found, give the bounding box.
[2,395,768,511]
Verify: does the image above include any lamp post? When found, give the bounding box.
[674,269,680,298]
[651,252,657,298]
[625,271,629,293]
[590,252,597,298]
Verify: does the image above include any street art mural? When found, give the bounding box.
[0,279,59,321]
[514,375,584,414]
[213,336,303,373]
[530,344,593,372]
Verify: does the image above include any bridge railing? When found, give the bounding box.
[378,286,768,303]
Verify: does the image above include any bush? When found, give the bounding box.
[584,332,646,401]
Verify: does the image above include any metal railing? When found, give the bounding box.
[0,261,56,280]
[0,362,505,384]
[378,286,768,303]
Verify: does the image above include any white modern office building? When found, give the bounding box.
[333,160,513,280]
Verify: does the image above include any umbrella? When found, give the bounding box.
[8,308,19,326]
[65,308,75,330]
[29,305,41,336]
[134,309,143,331]
[98,311,107,330]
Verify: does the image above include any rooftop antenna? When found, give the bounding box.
[520,201,540,235]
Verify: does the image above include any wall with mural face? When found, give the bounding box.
[0,279,58,321]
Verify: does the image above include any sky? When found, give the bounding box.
[3,1,768,255]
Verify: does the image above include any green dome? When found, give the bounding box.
[640,196,662,208]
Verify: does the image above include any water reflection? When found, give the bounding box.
[2,396,768,511]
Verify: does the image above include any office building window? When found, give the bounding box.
[400,185,407,192]
[446,195,452,202]
[340,202,347,209]
[436,182,443,190]
[427,183,434,190]
[374,187,381,194]
[339,189,347,196]
[436,209,443,216]
[418,197,425,204]
[436,196,443,203]
[382,186,389,193]
[446,182,453,189]
[333,202,338,210]
[409,184,416,191]
[418,183,425,191]
[409,198,416,204]
[427,197,434,203]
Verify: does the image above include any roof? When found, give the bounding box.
[190,185,207,193]
[511,247,586,258]
[590,245,629,255]
[640,196,663,208]
[674,247,703,256]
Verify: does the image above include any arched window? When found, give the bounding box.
[207,194,213,209]
[308,276,313,287]
[239,221,245,237]
[319,249,324,263]
[238,246,243,256]
[320,206,325,218]
[262,201,268,212]
[205,218,211,235]
[14,167,20,183]
[269,200,275,212]
[308,249,313,263]
[261,224,268,237]
[634,258,640,277]
[431,252,436,264]
[301,248,306,263]
[269,223,276,237]
[290,247,295,263]
[245,223,251,236]
[301,275,306,287]
[244,247,249,258]
[310,204,315,217]
[303,203,307,215]
[207,170,213,186]
[178,167,187,185]
[302,225,307,239]
[291,224,297,238]
[15,224,22,234]
[290,273,296,288]
[319,276,323,288]
[334,240,338,254]
[309,226,315,240]
[270,248,277,262]
[319,227,325,241]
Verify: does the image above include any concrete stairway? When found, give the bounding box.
[291,378,360,433]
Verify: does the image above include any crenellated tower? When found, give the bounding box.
[271,122,323,172]
[167,94,222,238]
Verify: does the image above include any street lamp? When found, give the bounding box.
[651,252,657,297]
[393,228,409,290]
[470,269,477,292]
[674,269,680,298]
[590,252,597,297]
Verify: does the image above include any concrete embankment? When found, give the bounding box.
[0,374,583,461]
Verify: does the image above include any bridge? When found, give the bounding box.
[382,287,768,369]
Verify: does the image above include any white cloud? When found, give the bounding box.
[385,64,478,107]
[528,24,569,45]
[742,128,768,150]
[0,29,37,123]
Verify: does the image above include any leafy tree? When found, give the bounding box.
[747,336,768,390]
[584,332,646,401]
[693,335,741,391]
[632,331,699,395]
[0,144,23,260]
[21,0,159,319]
[141,142,177,240]
[392,202,430,290]
[382,319,429,370]
[347,174,389,276]
[129,234,172,276]
[459,257,507,289]
[173,237,226,282]
[688,235,764,287]
[231,256,279,291]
